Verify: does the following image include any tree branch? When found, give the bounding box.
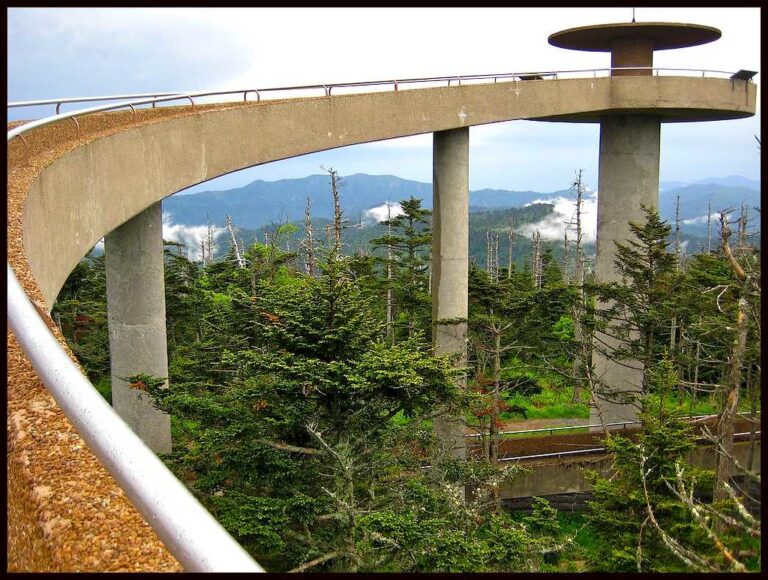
[256,438,322,456]
[288,551,340,573]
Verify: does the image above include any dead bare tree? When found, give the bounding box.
[302,196,317,277]
[486,231,500,282]
[323,167,343,255]
[206,215,216,264]
[507,217,516,279]
[225,214,247,269]
[570,170,587,402]
[669,196,682,398]
[713,212,753,504]
[531,229,542,289]
[637,454,753,572]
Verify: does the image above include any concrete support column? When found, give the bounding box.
[610,37,654,76]
[432,127,469,462]
[105,202,171,453]
[592,115,660,427]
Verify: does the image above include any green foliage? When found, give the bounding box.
[585,359,713,572]
[523,497,560,535]
[51,250,110,386]
[591,205,682,393]
[52,181,760,573]
[552,315,574,342]
[370,196,432,341]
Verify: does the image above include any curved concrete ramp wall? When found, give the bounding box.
[7,74,755,570]
[16,76,755,307]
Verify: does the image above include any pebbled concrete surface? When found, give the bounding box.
[6,104,255,572]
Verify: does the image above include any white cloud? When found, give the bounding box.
[518,190,598,243]
[361,202,404,225]
[162,213,225,260]
[681,212,723,225]
[7,8,760,191]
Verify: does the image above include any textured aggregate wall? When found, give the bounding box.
[5,108,220,571]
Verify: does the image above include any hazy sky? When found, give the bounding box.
[7,7,761,194]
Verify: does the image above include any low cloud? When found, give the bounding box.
[517,191,598,243]
[162,213,225,260]
[681,213,722,225]
[361,202,405,225]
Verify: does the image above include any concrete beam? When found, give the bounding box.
[105,202,171,453]
[432,127,469,462]
[17,76,754,307]
[592,115,661,427]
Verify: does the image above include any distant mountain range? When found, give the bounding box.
[162,173,760,233]
[163,174,576,229]
[660,175,761,192]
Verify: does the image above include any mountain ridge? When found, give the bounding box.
[163,173,760,231]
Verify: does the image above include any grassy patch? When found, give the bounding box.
[503,388,590,421]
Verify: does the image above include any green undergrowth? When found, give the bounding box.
[503,388,590,421]
[507,510,597,571]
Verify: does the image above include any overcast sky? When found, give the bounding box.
[7,7,761,194]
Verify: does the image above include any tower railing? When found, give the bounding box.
[8,66,751,119]
[6,65,755,571]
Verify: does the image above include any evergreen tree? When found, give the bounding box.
[591,206,682,394]
[371,197,432,341]
[52,249,111,398]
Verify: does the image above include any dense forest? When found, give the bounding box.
[53,170,761,572]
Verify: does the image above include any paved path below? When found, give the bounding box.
[466,417,589,436]
[468,416,759,459]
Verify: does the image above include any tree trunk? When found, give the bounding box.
[714,295,748,503]
[386,207,394,343]
[490,326,501,465]
[571,175,585,403]
[304,197,316,277]
[746,365,757,472]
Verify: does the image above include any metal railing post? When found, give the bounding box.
[7,265,263,572]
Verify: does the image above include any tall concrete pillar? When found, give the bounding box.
[592,115,660,426]
[105,202,171,453]
[432,127,469,462]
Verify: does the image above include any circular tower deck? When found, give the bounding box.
[549,22,721,76]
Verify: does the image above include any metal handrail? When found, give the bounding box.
[466,420,639,438]
[466,411,760,439]
[6,91,266,570]
[7,66,751,154]
[500,430,761,462]
[6,266,263,572]
[7,92,183,114]
[8,66,751,116]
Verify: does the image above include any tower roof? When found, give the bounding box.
[549,22,721,52]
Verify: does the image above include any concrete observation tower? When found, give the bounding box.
[547,21,740,427]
